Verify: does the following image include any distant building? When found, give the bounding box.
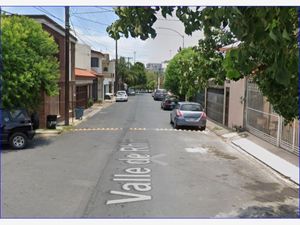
[161,60,169,73]
[146,63,162,73]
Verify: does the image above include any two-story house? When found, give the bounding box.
[75,44,97,108]
[91,50,105,101]
[29,15,77,128]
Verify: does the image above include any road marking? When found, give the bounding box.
[185,147,209,154]
[114,174,151,177]
[106,191,151,205]
[107,142,153,205]
[72,128,123,131]
[71,127,209,133]
[151,154,168,166]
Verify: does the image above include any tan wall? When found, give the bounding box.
[226,78,246,129]
[75,43,91,70]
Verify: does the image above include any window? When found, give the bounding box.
[103,67,108,72]
[10,110,28,121]
[91,57,99,67]
[181,104,203,112]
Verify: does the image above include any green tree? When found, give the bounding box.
[130,62,147,89]
[145,70,157,90]
[1,15,59,111]
[107,6,298,123]
[117,57,132,86]
[165,48,200,100]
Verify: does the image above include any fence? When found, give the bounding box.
[246,80,299,155]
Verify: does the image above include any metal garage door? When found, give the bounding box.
[76,85,88,108]
[206,88,224,124]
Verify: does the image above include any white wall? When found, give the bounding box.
[91,51,104,73]
[75,43,91,70]
[225,78,246,128]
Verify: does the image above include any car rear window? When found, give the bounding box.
[180,104,203,111]
[156,89,166,94]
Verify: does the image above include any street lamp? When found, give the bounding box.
[157,27,184,49]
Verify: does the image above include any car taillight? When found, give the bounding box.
[201,112,207,119]
[176,110,183,117]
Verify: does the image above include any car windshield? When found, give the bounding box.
[9,109,29,121]
[117,91,126,95]
[180,104,203,111]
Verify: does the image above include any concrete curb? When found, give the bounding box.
[206,119,299,185]
[36,101,115,136]
[232,138,299,185]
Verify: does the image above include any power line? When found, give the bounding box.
[33,6,64,23]
[71,14,109,26]
[69,17,93,48]
[93,6,114,12]
[0,9,17,15]
[72,10,113,15]
[69,23,107,34]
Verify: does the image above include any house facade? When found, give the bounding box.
[91,50,105,101]
[103,55,115,95]
[29,15,77,128]
[75,44,97,108]
[195,43,299,156]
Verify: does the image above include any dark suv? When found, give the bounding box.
[153,89,167,101]
[0,109,36,149]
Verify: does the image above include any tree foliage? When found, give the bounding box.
[165,48,198,99]
[117,57,147,89]
[145,70,157,90]
[129,62,147,89]
[1,15,59,111]
[107,6,298,123]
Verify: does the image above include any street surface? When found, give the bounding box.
[1,94,299,218]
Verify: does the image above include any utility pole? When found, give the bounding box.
[64,6,70,125]
[125,56,132,67]
[133,51,136,64]
[114,39,118,92]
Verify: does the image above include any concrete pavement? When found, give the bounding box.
[35,100,115,137]
[2,94,298,218]
[206,120,299,185]
[37,98,299,185]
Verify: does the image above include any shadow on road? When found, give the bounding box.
[1,136,54,153]
[237,204,299,218]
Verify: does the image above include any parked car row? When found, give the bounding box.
[152,90,207,131]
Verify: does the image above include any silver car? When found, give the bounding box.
[170,102,206,130]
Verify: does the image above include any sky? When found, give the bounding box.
[2,6,204,65]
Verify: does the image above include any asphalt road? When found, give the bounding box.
[1,93,299,218]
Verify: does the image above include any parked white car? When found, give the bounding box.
[116,91,128,102]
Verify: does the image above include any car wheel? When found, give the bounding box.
[9,132,28,149]
[199,126,206,131]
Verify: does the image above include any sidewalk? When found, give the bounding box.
[35,100,115,137]
[206,120,299,185]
